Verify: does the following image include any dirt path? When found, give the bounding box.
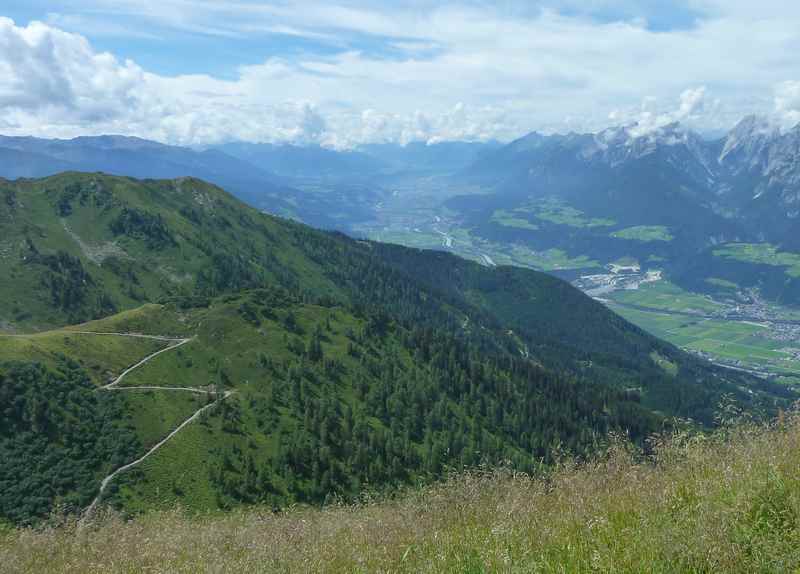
[68,331,190,341]
[106,386,211,394]
[0,331,189,340]
[101,337,194,390]
[77,332,231,523]
[83,390,232,520]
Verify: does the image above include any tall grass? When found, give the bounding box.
[3,413,800,573]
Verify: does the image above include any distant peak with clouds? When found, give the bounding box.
[1,1,799,146]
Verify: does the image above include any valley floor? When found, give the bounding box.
[3,414,800,573]
[353,190,800,389]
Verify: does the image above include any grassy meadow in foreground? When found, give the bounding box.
[3,413,800,573]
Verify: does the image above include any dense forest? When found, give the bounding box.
[0,361,138,524]
[106,290,663,513]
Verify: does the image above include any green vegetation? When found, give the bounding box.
[610,280,725,314]
[2,281,783,522]
[650,351,678,377]
[369,229,444,250]
[612,225,673,242]
[121,391,206,448]
[706,277,740,291]
[0,331,165,386]
[0,293,668,520]
[714,243,800,278]
[489,209,539,230]
[613,256,639,267]
[5,415,800,573]
[0,173,789,524]
[504,245,600,271]
[611,306,800,377]
[0,361,138,525]
[99,292,668,515]
[520,198,616,228]
[0,173,341,331]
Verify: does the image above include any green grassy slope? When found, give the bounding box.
[0,331,165,386]
[4,414,800,573]
[0,173,343,331]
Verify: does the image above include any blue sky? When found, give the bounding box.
[3,1,707,76]
[1,1,799,146]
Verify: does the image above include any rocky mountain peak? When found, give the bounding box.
[718,115,780,169]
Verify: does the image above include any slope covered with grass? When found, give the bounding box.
[0,330,166,386]
[4,413,800,573]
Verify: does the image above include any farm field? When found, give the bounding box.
[610,281,725,314]
[714,243,800,278]
[611,225,673,242]
[368,225,601,272]
[490,209,539,230]
[521,198,616,228]
[607,285,800,380]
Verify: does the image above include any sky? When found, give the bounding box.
[1,1,799,147]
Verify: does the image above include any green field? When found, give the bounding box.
[368,226,602,272]
[446,228,602,271]
[505,246,600,271]
[705,277,739,291]
[714,243,800,278]
[609,305,800,378]
[610,281,725,314]
[612,225,673,242]
[367,229,443,250]
[650,351,678,376]
[517,198,616,228]
[606,279,800,378]
[490,209,539,230]
[122,390,207,448]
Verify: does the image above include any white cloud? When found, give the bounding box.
[1,5,800,146]
[614,87,715,138]
[0,17,148,122]
[775,81,800,128]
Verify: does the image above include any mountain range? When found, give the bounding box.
[448,116,800,304]
[0,135,499,230]
[2,118,799,304]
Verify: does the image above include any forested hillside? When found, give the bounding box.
[0,361,138,524]
[0,172,790,523]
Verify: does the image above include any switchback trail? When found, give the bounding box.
[83,390,233,520]
[101,336,194,390]
[77,332,231,523]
